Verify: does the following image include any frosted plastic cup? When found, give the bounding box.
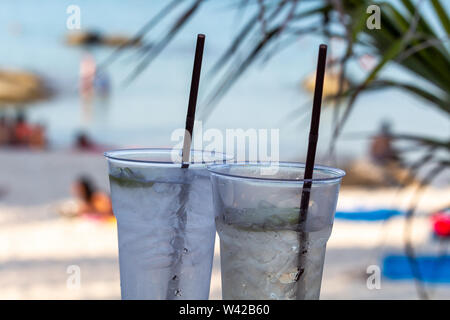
[105,148,228,300]
[208,162,345,300]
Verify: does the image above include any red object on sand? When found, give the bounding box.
[432,210,450,237]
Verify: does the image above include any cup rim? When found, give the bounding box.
[207,162,346,184]
[104,148,231,166]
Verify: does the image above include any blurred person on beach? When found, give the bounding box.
[80,52,96,100]
[370,121,400,165]
[5,113,47,149]
[59,175,113,221]
[72,176,113,219]
[343,121,414,187]
[74,131,104,152]
[29,122,47,149]
[11,112,33,146]
[0,116,10,145]
[80,52,96,123]
[75,132,95,150]
[93,70,112,111]
[74,131,112,153]
[94,71,111,98]
[368,121,413,186]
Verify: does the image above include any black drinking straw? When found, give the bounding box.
[181,34,205,168]
[296,44,327,298]
[167,34,205,299]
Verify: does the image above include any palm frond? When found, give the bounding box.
[431,0,450,34]
[97,0,182,71]
[122,0,204,85]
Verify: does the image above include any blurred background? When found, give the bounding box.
[0,0,448,299]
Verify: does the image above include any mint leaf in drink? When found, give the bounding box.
[109,167,155,188]
[223,205,300,231]
[261,208,299,229]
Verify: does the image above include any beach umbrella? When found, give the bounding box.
[0,70,51,106]
[302,70,350,99]
[66,31,141,47]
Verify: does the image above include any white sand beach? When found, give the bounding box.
[0,150,449,299]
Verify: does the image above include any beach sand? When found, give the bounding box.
[0,150,449,299]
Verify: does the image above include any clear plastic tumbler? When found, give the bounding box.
[208,162,345,300]
[105,148,227,300]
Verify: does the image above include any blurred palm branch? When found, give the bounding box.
[104,0,449,179]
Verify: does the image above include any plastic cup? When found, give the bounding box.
[208,162,345,300]
[105,148,227,300]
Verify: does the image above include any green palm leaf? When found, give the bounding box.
[431,0,450,34]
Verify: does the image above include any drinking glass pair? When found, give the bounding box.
[105,148,344,300]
